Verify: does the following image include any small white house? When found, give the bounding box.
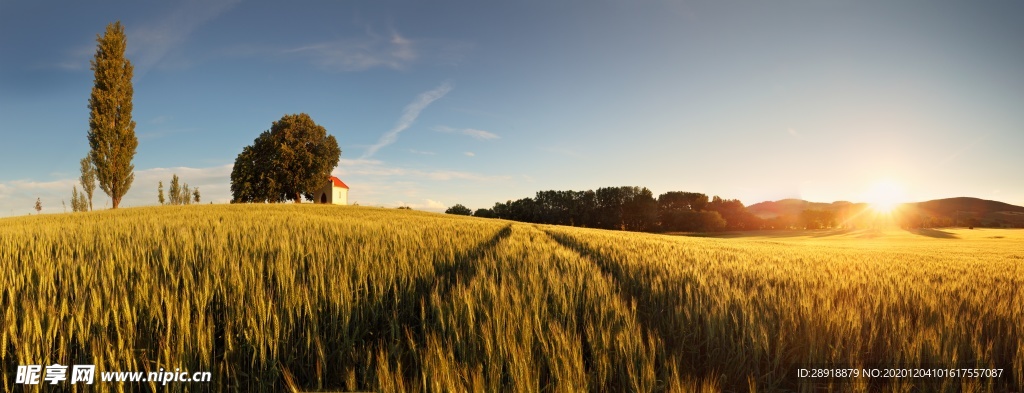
[316,176,349,205]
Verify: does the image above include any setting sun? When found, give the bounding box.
[866,180,907,214]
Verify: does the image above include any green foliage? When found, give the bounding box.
[705,195,760,230]
[169,174,180,205]
[473,208,495,218]
[231,113,341,203]
[444,203,472,215]
[799,209,836,229]
[182,184,191,205]
[167,174,192,206]
[157,181,165,205]
[87,21,137,209]
[70,187,89,213]
[79,157,96,211]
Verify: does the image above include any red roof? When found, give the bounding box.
[329,176,349,189]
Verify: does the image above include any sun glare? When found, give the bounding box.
[865,180,906,214]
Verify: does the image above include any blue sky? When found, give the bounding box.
[1,0,1022,216]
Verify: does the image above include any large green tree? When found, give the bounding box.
[87,21,137,209]
[231,114,341,203]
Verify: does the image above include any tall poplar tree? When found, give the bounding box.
[157,181,165,205]
[79,157,97,211]
[87,21,137,209]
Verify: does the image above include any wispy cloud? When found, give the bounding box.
[286,30,416,72]
[788,128,799,137]
[128,0,241,77]
[408,149,436,155]
[338,158,504,182]
[150,115,173,124]
[464,152,476,157]
[39,44,95,71]
[433,125,500,140]
[280,27,471,72]
[362,82,453,158]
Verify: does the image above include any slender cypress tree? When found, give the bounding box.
[79,157,97,211]
[169,175,180,205]
[87,21,137,209]
[158,181,165,205]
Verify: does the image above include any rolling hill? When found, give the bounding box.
[748,196,1024,227]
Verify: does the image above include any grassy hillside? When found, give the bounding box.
[2,205,1022,392]
[748,197,1024,227]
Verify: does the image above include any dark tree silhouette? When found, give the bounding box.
[445,204,472,216]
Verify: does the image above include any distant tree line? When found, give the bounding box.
[159,174,200,205]
[456,186,763,232]
[449,190,1024,232]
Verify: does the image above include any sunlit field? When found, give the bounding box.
[2,205,1022,392]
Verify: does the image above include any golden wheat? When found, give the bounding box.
[1,204,1021,392]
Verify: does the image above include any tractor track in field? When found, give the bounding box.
[541,228,673,347]
[428,223,512,300]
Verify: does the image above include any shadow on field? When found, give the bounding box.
[906,228,959,239]
[676,229,866,239]
[430,224,512,297]
[279,224,513,389]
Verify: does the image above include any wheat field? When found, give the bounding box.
[1,204,1021,392]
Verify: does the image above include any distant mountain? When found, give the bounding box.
[747,197,1024,228]
[746,199,867,219]
[907,197,1024,227]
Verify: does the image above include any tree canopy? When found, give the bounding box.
[87,21,137,209]
[445,204,472,216]
[231,113,341,203]
[484,186,760,233]
[79,157,96,211]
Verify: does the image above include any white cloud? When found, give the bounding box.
[285,30,416,72]
[408,149,436,155]
[332,158,510,212]
[788,128,799,137]
[393,199,446,210]
[362,81,453,158]
[41,44,95,71]
[0,164,234,217]
[337,158,506,182]
[281,28,470,72]
[131,164,234,203]
[433,126,500,140]
[464,152,475,157]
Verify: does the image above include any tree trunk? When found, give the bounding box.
[112,196,120,209]
[295,193,302,203]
